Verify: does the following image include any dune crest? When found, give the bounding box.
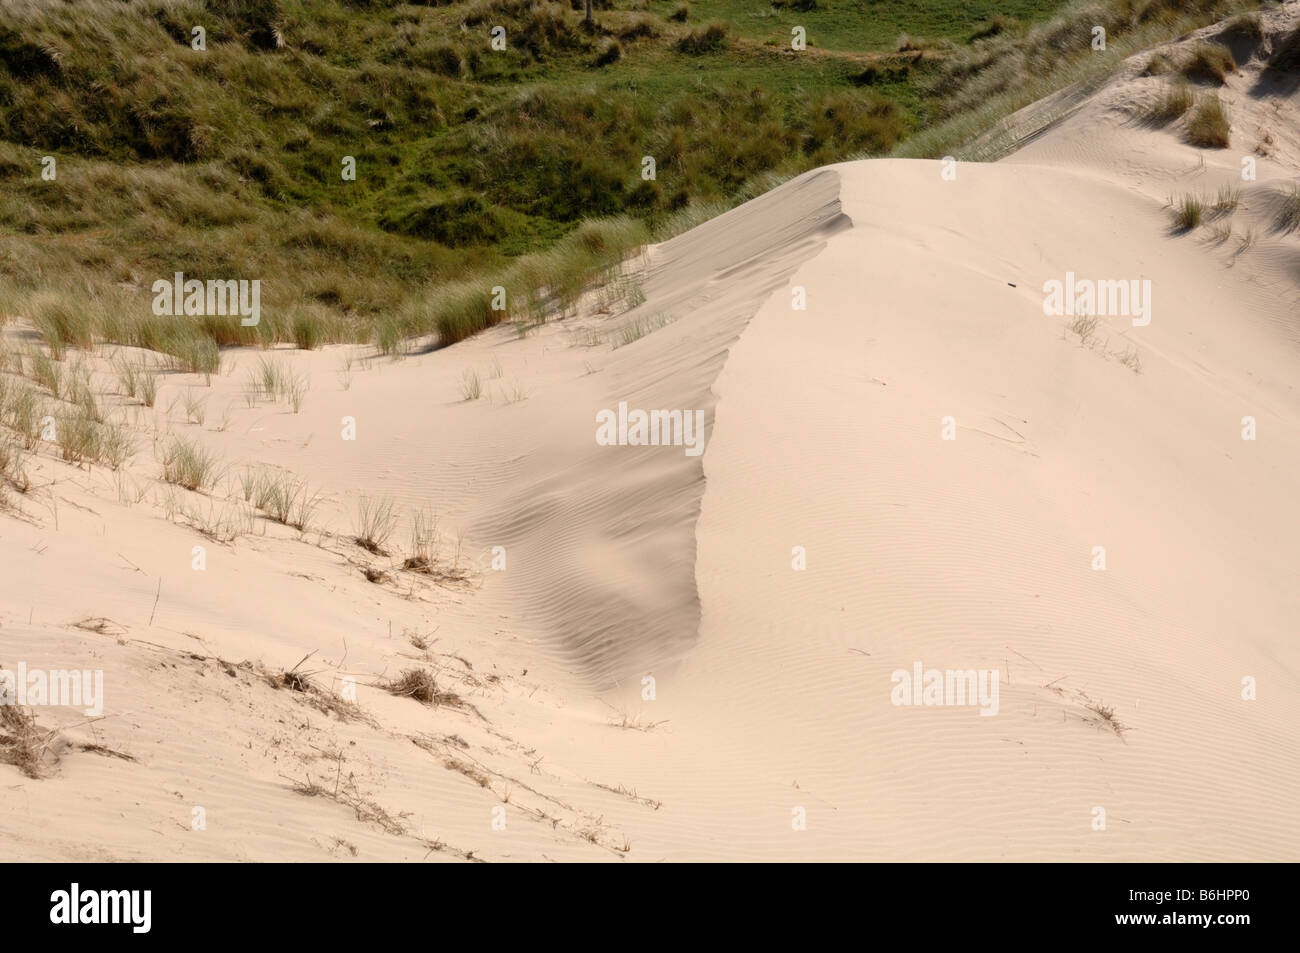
[4,5,1300,861]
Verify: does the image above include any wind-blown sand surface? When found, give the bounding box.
[3,5,1299,860]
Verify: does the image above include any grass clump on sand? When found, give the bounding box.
[901,0,1260,162]
[1173,193,1204,230]
[353,495,398,555]
[1145,79,1194,121]
[1185,92,1231,147]
[1278,185,1300,233]
[160,436,220,490]
[402,506,443,573]
[1142,51,1175,75]
[1212,184,1240,212]
[0,440,31,493]
[1180,42,1235,84]
[1085,700,1129,737]
[385,668,462,708]
[0,704,49,778]
[57,411,107,467]
[250,469,319,531]
[1220,12,1264,45]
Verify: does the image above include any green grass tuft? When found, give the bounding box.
[1180,42,1235,84]
[1173,193,1204,230]
[1185,92,1231,148]
[160,436,221,491]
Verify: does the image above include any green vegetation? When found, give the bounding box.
[245,466,320,529]
[1185,91,1231,147]
[0,0,1265,362]
[1279,185,1300,233]
[160,435,221,490]
[1180,41,1235,84]
[1212,184,1240,212]
[1220,11,1263,44]
[353,495,398,554]
[670,0,1053,52]
[1142,51,1174,75]
[1146,78,1193,122]
[1173,193,1204,230]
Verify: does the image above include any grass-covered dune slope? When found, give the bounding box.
[0,0,1262,358]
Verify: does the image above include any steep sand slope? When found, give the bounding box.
[478,9,1300,859]
[0,171,848,861]
[3,5,1300,861]
[634,157,1299,860]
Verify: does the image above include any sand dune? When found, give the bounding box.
[3,4,1299,861]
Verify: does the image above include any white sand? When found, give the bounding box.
[2,5,1298,860]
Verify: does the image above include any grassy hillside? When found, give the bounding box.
[0,0,1258,359]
